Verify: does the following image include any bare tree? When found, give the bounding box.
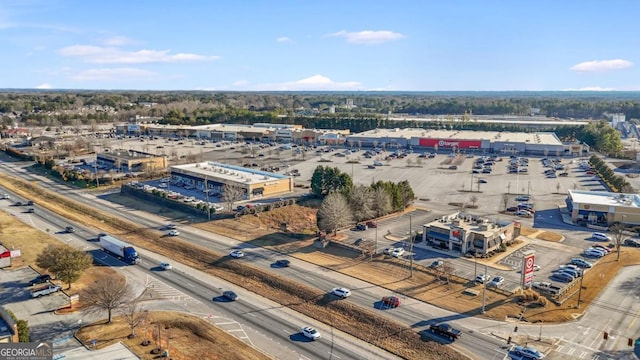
[469,195,478,207]
[349,185,374,222]
[611,223,625,261]
[121,297,148,338]
[82,275,132,323]
[222,183,245,211]
[317,192,353,234]
[440,261,455,285]
[371,187,392,217]
[502,194,509,210]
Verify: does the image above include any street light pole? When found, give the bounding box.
[409,215,414,278]
[481,263,487,313]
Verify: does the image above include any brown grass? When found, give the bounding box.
[76,311,271,360]
[0,173,465,360]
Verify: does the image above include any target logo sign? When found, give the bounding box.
[523,253,535,284]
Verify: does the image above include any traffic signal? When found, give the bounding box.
[604,332,609,340]
[514,326,518,333]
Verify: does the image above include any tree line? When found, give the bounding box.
[311,165,415,233]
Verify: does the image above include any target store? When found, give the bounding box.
[420,212,517,255]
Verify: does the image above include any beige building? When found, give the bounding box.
[170,161,293,200]
[566,189,640,226]
[97,150,168,172]
[422,212,516,255]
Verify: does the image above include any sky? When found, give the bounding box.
[1,0,639,91]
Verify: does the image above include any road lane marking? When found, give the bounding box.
[579,351,588,358]
[627,307,640,330]
[328,353,341,359]
[567,348,576,355]
[215,321,236,326]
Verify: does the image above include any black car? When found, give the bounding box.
[29,274,51,286]
[65,226,75,233]
[222,291,238,301]
[275,259,290,267]
[624,239,640,247]
[355,224,367,231]
[26,200,34,206]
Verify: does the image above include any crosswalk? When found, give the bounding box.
[202,314,254,347]
[144,275,199,303]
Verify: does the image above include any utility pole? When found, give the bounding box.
[409,215,414,278]
[577,272,584,308]
[481,263,487,313]
[94,162,99,188]
[375,226,378,256]
[204,178,211,221]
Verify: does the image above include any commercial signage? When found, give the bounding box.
[0,342,53,360]
[523,253,535,284]
[418,138,482,149]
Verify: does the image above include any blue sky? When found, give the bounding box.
[1,0,639,91]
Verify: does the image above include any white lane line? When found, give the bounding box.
[215,321,236,326]
[567,348,576,355]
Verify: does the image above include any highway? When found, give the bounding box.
[0,168,399,359]
[9,157,640,359]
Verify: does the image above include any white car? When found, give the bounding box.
[584,248,605,257]
[0,194,10,200]
[383,247,394,255]
[592,232,611,241]
[533,264,541,271]
[168,230,180,236]
[301,326,321,340]
[331,287,351,298]
[166,223,177,230]
[391,248,405,258]
[475,274,491,284]
[229,250,244,258]
[488,276,505,288]
[513,345,545,359]
[160,262,172,270]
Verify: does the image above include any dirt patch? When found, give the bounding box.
[76,311,271,360]
[535,231,564,242]
[0,173,464,360]
[518,227,536,236]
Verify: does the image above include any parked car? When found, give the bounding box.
[429,260,444,269]
[354,223,367,231]
[624,239,640,247]
[584,248,605,258]
[488,276,505,288]
[301,326,321,340]
[513,345,545,359]
[383,247,394,255]
[533,264,541,271]
[551,272,575,283]
[475,274,491,284]
[229,250,245,258]
[331,287,351,298]
[506,207,519,212]
[592,244,612,253]
[516,195,530,201]
[29,274,52,286]
[515,210,532,217]
[571,258,593,268]
[592,232,612,241]
[159,262,172,270]
[391,248,405,258]
[381,296,401,308]
[365,221,378,228]
[477,179,488,184]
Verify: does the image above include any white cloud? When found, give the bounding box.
[562,86,615,91]
[69,68,157,81]
[58,45,220,64]
[276,37,292,43]
[570,59,633,72]
[232,80,249,87]
[326,30,405,44]
[35,83,52,89]
[252,74,361,91]
[101,36,137,46]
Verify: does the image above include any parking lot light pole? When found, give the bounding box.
[409,215,414,278]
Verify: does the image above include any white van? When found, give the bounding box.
[592,232,611,241]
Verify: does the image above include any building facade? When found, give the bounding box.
[422,213,516,255]
[170,161,293,200]
[96,150,168,172]
[566,189,640,226]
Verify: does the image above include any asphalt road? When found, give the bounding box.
[4,156,640,359]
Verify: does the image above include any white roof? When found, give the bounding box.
[569,189,640,208]
[171,161,286,185]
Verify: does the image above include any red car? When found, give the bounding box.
[381,296,401,308]
[366,221,378,228]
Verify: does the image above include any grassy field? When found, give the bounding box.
[76,312,271,360]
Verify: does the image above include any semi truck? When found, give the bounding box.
[99,234,141,264]
[31,284,61,298]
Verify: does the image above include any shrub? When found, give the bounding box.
[17,320,29,342]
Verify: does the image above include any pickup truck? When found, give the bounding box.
[430,323,462,340]
[531,281,561,295]
[31,284,62,298]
